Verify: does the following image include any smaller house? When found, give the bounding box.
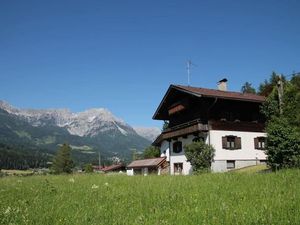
[101,164,126,173]
[127,157,167,176]
[92,165,104,172]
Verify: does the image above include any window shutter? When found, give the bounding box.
[235,137,241,149]
[254,137,258,149]
[222,136,227,149]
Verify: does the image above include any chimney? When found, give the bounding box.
[217,78,228,91]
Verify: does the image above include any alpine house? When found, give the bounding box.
[152,79,267,174]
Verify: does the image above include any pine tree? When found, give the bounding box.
[241,82,256,94]
[52,143,74,174]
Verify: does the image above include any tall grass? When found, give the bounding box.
[0,170,299,225]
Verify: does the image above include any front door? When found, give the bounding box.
[174,163,183,175]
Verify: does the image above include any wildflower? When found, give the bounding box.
[4,206,11,214]
[104,182,109,186]
[91,184,99,189]
[68,178,75,183]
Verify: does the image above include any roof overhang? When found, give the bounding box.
[152,85,202,120]
[152,84,265,121]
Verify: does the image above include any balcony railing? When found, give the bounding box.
[164,118,204,133]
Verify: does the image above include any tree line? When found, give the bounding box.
[0,143,49,169]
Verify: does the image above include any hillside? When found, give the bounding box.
[0,101,153,168]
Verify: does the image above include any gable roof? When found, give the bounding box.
[153,84,265,120]
[175,85,265,102]
[101,164,125,172]
[127,157,166,168]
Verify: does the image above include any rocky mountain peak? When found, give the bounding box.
[133,127,161,141]
[0,100,138,138]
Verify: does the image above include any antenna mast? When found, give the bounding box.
[187,60,191,86]
[186,60,197,86]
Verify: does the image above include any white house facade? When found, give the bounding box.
[153,81,267,174]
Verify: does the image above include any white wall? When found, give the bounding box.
[160,133,208,175]
[126,168,134,176]
[209,130,267,161]
[160,130,267,174]
[160,141,170,161]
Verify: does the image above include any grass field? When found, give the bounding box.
[0,170,299,225]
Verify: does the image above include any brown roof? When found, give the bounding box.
[127,157,166,168]
[153,84,265,120]
[175,85,265,102]
[101,164,125,172]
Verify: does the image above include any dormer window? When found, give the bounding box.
[222,136,241,150]
[254,137,266,150]
[173,141,182,153]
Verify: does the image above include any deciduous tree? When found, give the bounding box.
[143,146,160,159]
[261,74,300,170]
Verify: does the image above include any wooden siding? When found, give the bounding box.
[209,120,265,132]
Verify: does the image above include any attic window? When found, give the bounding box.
[168,104,185,115]
[222,136,241,150]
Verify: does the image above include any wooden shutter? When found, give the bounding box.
[235,137,241,149]
[222,136,227,149]
[254,137,258,149]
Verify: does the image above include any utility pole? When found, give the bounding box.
[98,151,101,169]
[277,74,284,115]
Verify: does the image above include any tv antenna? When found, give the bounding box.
[186,60,197,86]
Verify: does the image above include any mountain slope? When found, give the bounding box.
[0,101,151,167]
[133,127,161,141]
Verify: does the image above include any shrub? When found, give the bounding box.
[84,164,94,173]
[184,141,215,173]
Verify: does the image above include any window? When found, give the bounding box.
[222,136,241,150]
[227,160,235,169]
[173,141,182,153]
[260,160,267,164]
[174,163,183,174]
[254,137,266,150]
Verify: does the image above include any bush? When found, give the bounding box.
[184,141,215,173]
[84,164,94,173]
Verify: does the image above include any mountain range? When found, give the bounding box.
[0,100,161,168]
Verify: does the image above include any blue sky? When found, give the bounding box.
[0,0,299,127]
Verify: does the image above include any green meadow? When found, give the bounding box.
[0,170,300,225]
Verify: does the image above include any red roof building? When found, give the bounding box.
[127,157,167,175]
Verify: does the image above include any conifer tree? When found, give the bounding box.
[241,82,256,94]
[52,143,74,174]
